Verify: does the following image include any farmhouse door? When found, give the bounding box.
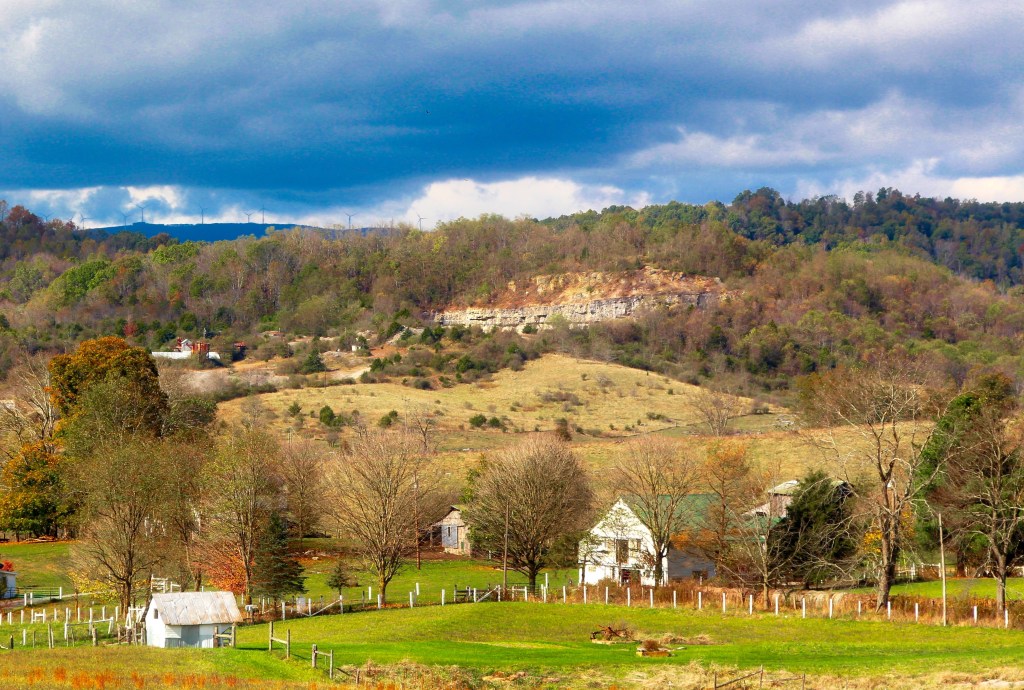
[620,569,633,585]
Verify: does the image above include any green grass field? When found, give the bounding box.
[300,555,577,606]
[233,601,1024,686]
[852,577,1024,601]
[0,541,73,592]
[6,596,1024,687]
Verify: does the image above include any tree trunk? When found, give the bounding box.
[995,553,1008,614]
[528,566,539,591]
[876,529,898,611]
[379,575,388,605]
[653,546,665,586]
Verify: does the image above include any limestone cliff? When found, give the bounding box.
[433,268,727,331]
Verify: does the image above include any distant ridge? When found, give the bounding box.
[88,221,384,243]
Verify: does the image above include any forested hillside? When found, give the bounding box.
[1,188,1023,399]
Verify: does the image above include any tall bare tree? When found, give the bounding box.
[801,358,940,610]
[612,436,700,585]
[466,436,593,589]
[278,438,327,546]
[205,425,280,602]
[73,437,173,613]
[0,354,59,457]
[328,429,444,603]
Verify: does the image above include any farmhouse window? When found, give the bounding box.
[615,539,629,564]
[153,609,159,619]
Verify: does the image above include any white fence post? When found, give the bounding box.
[562,586,566,604]
[887,601,892,620]
[829,599,833,619]
[802,598,806,619]
[627,588,631,607]
[748,595,753,615]
[722,592,726,614]
[377,594,382,609]
[698,591,702,610]
[774,594,779,616]
[583,586,587,604]
[673,591,677,609]
[441,590,446,606]
[409,592,414,608]
[914,603,919,622]
[605,587,609,605]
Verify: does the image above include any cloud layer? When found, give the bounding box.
[1,1,1022,224]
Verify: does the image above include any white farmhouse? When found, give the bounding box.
[145,591,242,648]
[579,495,716,587]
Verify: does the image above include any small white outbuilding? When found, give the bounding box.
[145,591,242,649]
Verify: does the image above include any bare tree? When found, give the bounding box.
[73,438,173,613]
[612,436,700,585]
[691,386,741,435]
[802,358,940,610]
[328,429,444,603]
[466,436,593,589]
[0,354,58,457]
[696,441,780,601]
[205,425,280,602]
[278,438,327,546]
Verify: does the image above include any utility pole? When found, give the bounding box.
[939,512,947,626]
[502,501,510,589]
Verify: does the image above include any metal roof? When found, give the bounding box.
[150,591,242,626]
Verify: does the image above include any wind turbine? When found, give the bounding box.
[135,203,147,224]
[41,213,51,224]
[120,211,130,229]
[416,214,428,231]
[199,207,206,225]
[78,214,90,229]
[244,211,254,223]
[260,206,266,224]
[345,212,355,230]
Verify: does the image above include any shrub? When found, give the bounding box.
[300,350,328,374]
[469,414,487,428]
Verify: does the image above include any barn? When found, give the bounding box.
[435,505,472,556]
[145,591,242,648]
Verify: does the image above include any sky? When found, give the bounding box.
[1,0,1023,230]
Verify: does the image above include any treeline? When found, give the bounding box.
[2,189,1024,400]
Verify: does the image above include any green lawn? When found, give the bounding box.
[300,556,577,606]
[236,601,1024,680]
[852,577,1024,601]
[0,540,73,591]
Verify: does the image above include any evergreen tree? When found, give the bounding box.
[325,558,358,595]
[771,470,857,587]
[252,512,306,600]
[299,350,327,374]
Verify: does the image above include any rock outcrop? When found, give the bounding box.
[433,268,728,331]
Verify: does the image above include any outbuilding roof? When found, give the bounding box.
[150,591,242,626]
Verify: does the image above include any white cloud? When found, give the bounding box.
[795,159,1024,203]
[627,91,1024,177]
[4,176,652,229]
[391,177,650,228]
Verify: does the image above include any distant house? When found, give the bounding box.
[152,338,221,361]
[0,569,16,599]
[747,478,850,520]
[145,591,241,648]
[435,505,472,556]
[579,495,716,587]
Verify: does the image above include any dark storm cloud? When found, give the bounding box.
[1,0,1022,224]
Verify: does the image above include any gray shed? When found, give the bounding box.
[145,591,242,648]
